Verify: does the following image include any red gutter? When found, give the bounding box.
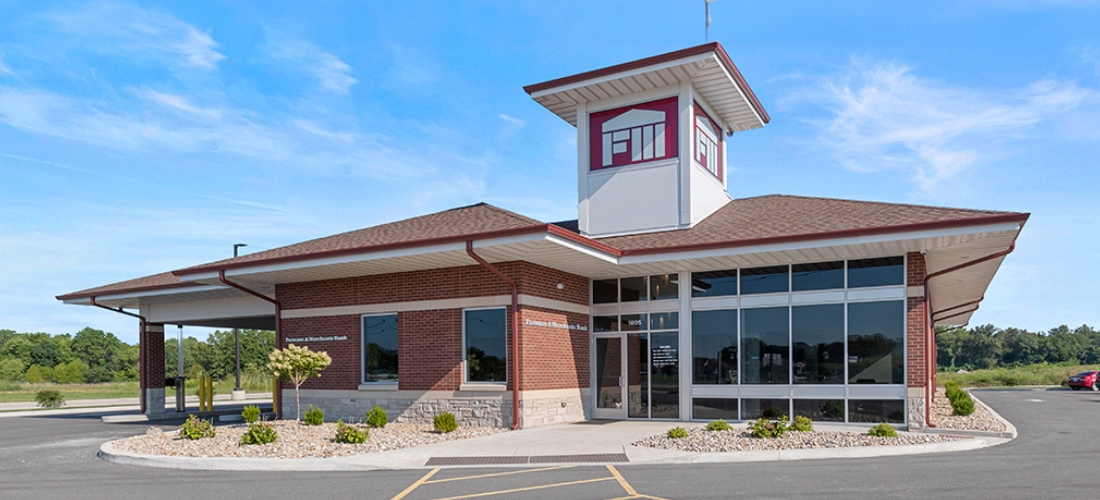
[218,271,283,420]
[465,241,521,430]
[921,241,1017,428]
[90,297,148,413]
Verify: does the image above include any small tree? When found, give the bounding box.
[267,344,331,421]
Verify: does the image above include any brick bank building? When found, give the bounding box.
[58,43,1027,431]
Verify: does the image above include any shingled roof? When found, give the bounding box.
[594,194,1027,254]
[58,196,1028,300]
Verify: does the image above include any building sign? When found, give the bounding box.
[285,335,348,343]
[589,97,679,171]
[524,318,588,331]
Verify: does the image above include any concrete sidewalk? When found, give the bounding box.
[0,396,271,419]
[98,420,1006,471]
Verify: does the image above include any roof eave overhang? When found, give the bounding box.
[524,42,769,133]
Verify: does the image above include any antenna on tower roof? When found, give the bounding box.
[705,0,715,41]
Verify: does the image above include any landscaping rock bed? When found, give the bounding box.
[112,421,507,459]
[931,388,1007,432]
[634,427,953,453]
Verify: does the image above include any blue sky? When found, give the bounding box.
[1,1,1098,344]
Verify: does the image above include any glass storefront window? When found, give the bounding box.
[650,312,678,330]
[650,274,678,300]
[793,399,845,422]
[363,314,398,383]
[848,257,904,288]
[592,316,617,333]
[848,399,905,423]
[621,277,647,302]
[848,301,904,384]
[792,304,844,384]
[742,398,790,420]
[691,269,738,297]
[792,261,844,291]
[649,331,679,419]
[464,308,507,383]
[741,266,789,295]
[621,314,646,331]
[593,279,618,303]
[693,398,738,420]
[691,309,737,384]
[741,307,789,384]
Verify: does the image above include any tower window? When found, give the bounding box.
[588,97,679,171]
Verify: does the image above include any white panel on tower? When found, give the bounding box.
[631,128,642,162]
[642,126,653,159]
[602,134,613,166]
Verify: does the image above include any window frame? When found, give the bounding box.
[462,307,509,385]
[361,312,399,386]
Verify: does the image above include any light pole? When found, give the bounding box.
[232,243,247,398]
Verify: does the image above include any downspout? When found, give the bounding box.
[465,241,521,430]
[922,241,1016,427]
[218,271,283,419]
[90,297,147,413]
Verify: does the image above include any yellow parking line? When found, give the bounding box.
[390,468,440,500]
[607,465,668,500]
[433,477,615,500]
[424,465,576,484]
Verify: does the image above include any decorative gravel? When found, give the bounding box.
[634,427,952,453]
[112,421,507,459]
[931,388,1007,432]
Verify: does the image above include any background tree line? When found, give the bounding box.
[937,324,1100,371]
[0,327,275,384]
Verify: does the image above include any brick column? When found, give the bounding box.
[141,323,166,416]
[905,252,928,430]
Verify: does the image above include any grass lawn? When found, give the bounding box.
[938,363,1099,387]
[0,381,140,403]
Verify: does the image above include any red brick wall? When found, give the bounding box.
[275,261,591,392]
[517,307,590,391]
[906,252,927,388]
[141,323,165,390]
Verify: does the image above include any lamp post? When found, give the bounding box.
[232,243,247,399]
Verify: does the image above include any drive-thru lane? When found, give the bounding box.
[1,389,1097,500]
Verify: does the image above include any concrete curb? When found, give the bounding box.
[924,390,1018,440]
[97,432,1007,471]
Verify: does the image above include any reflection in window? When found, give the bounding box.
[849,399,905,423]
[741,307,790,384]
[691,269,738,297]
[363,314,398,383]
[593,279,618,304]
[621,277,647,302]
[742,398,790,420]
[692,309,737,385]
[792,261,844,291]
[465,308,507,383]
[848,301,905,384]
[792,304,844,384]
[650,274,678,300]
[693,398,738,420]
[848,257,904,288]
[621,314,646,331]
[793,399,845,422]
[650,312,678,330]
[741,266,789,295]
[592,316,617,333]
[649,331,679,419]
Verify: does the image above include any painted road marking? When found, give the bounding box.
[392,463,663,500]
[390,468,440,500]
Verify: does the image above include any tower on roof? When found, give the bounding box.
[525,42,769,238]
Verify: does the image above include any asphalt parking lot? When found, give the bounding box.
[2,389,1098,500]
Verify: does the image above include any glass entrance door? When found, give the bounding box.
[626,332,679,419]
[593,336,625,419]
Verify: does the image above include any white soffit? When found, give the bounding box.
[530,53,765,133]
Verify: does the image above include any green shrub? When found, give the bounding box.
[24,365,50,383]
[433,412,457,433]
[365,405,388,428]
[749,416,789,439]
[35,389,65,409]
[706,419,731,432]
[239,423,278,445]
[667,426,689,439]
[334,420,368,444]
[867,423,898,437]
[52,360,88,384]
[303,404,325,426]
[178,414,216,440]
[0,357,24,381]
[790,415,814,432]
[950,391,975,416]
[241,405,261,424]
[945,381,962,400]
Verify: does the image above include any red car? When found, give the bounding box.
[1068,371,1099,391]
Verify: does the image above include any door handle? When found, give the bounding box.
[619,376,624,386]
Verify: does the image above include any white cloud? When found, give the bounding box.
[786,58,1094,192]
[497,114,525,142]
[44,1,225,70]
[264,33,358,94]
[0,54,12,76]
